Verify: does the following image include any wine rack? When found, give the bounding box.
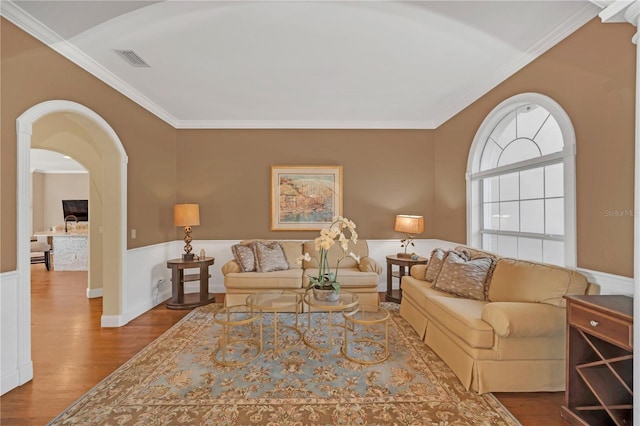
[561,295,633,426]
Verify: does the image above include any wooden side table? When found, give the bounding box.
[166,257,216,309]
[385,255,428,303]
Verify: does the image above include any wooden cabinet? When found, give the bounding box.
[561,295,633,426]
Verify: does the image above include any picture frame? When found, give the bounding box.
[271,165,343,231]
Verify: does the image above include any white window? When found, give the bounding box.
[466,93,576,267]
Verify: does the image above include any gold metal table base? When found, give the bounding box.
[303,290,359,352]
[342,304,390,365]
[213,305,263,367]
[246,290,303,352]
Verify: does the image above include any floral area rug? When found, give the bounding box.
[49,303,520,425]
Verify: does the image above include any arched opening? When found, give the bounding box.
[15,100,128,385]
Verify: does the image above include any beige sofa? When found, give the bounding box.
[222,239,382,307]
[400,246,597,394]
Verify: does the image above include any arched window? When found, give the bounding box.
[466,93,576,267]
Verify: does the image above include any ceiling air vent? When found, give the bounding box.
[114,49,150,68]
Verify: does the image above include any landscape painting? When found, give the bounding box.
[271,166,342,231]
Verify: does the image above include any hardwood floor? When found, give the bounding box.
[1,266,566,425]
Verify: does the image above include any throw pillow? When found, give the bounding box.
[424,248,447,282]
[251,241,290,273]
[433,250,494,301]
[231,244,256,272]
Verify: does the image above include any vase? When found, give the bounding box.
[312,287,340,302]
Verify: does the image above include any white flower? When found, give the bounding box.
[306,216,359,292]
[349,252,360,263]
[296,253,312,265]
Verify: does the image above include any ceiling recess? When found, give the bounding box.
[114,49,150,68]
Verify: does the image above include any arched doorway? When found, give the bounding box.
[15,101,128,385]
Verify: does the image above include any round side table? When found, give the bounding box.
[385,255,428,303]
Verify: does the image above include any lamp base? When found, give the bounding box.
[396,253,412,259]
[182,253,195,261]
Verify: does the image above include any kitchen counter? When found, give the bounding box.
[34,229,88,271]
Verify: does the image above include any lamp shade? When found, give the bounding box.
[394,215,424,234]
[174,204,200,227]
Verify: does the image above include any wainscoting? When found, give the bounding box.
[124,238,634,326]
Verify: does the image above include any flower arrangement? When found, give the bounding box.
[297,216,359,293]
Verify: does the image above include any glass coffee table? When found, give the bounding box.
[303,290,359,352]
[246,290,303,352]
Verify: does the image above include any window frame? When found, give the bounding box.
[466,93,576,267]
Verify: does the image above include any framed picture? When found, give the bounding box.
[271,165,343,231]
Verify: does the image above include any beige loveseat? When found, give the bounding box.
[222,239,382,307]
[400,246,597,394]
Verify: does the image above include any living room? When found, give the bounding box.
[1,1,637,424]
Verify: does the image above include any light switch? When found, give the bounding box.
[131,229,136,239]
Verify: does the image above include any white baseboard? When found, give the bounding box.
[86,287,103,298]
[101,315,126,328]
[1,370,19,396]
[0,270,31,395]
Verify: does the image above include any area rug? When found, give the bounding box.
[49,303,520,425]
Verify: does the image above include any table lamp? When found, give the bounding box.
[394,214,424,258]
[174,203,200,261]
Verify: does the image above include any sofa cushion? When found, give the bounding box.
[401,276,455,308]
[280,241,304,270]
[231,244,256,272]
[433,251,493,301]
[251,241,289,273]
[456,246,499,299]
[224,269,303,289]
[424,248,447,282]
[425,296,494,349]
[240,240,303,270]
[488,258,588,307]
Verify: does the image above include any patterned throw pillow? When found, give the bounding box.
[231,244,256,272]
[433,250,494,301]
[251,241,290,273]
[424,248,447,282]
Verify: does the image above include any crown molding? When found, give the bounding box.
[1,1,179,128]
[173,119,437,130]
[431,2,599,129]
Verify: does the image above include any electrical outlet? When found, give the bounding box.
[131,229,136,239]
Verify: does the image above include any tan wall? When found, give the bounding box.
[177,129,434,241]
[40,173,89,231]
[1,18,178,272]
[434,18,636,277]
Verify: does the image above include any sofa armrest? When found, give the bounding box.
[221,260,241,275]
[410,264,428,280]
[481,302,566,337]
[358,257,382,274]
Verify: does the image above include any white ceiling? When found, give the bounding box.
[4,1,602,129]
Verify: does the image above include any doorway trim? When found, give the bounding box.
[16,100,128,337]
